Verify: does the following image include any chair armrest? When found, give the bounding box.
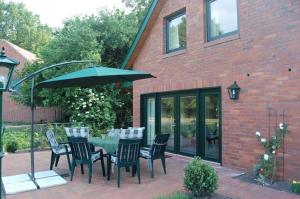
[92,148,107,156]
[153,142,168,146]
[141,147,150,151]
[63,144,71,154]
[59,142,69,145]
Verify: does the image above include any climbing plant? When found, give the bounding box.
[254,122,289,184]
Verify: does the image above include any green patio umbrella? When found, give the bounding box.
[30,65,154,183]
[37,66,155,88]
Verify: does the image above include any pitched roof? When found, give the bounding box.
[0,39,38,62]
[121,0,166,69]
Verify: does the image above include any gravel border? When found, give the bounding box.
[233,173,297,195]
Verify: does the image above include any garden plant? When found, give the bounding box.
[184,157,218,198]
[254,122,289,184]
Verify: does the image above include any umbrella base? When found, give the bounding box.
[2,170,67,195]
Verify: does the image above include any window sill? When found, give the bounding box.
[163,49,186,59]
[204,34,240,48]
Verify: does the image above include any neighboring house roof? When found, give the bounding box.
[121,0,166,69]
[0,39,38,62]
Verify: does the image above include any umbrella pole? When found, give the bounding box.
[29,78,39,188]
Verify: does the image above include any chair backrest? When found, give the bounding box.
[65,127,89,138]
[68,137,91,163]
[134,127,145,138]
[46,130,59,148]
[150,134,170,159]
[124,127,145,139]
[107,128,121,138]
[117,139,142,165]
[119,128,130,139]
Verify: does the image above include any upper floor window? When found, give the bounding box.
[206,0,238,41]
[165,10,186,53]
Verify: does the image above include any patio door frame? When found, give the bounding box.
[141,87,222,163]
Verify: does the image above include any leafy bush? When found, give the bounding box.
[184,157,218,197]
[6,140,18,153]
[291,181,300,194]
[62,88,118,135]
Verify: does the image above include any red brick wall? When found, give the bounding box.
[131,0,300,180]
[0,41,61,123]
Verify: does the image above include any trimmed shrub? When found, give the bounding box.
[6,140,18,153]
[291,181,300,194]
[184,157,218,197]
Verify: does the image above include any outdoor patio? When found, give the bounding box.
[3,151,299,199]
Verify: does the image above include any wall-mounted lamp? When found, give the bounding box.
[227,81,240,100]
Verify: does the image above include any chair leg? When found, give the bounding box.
[132,165,136,177]
[137,161,141,184]
[107,155,111,181]
[88,163,92,184]
[100,152,106,177]
[117,166,121,188]
[161,156,167,174]
[148,159,154,178]
[81,164,84,174]
[66,153,71,172]
[70,161,76,181]
[55,155,60,167]
[50,152,56,170]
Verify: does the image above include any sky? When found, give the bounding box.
[6,0,125,28]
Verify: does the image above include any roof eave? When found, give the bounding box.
[121,0,160,69]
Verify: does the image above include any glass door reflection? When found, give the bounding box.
[180,96,196,155]
[160,97,175,151]
[146,98,156,145]
[204,94,220,161]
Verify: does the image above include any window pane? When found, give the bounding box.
[180,96,196,155]
[161,97,175,151]
[205,95,220,160]
[208,0,238,39]
[147,98,155,145]
[167,13,186,52]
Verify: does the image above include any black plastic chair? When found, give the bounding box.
[107,139,142,187]
[140,134,170,178]
[68,137,106,184]
[45,130,71,171]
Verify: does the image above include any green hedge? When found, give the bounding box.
[3,123,68,152]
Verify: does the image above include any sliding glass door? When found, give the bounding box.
[141,88,221,162]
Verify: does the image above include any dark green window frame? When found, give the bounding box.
[206,0,239,42]
[140,88,222,163]
[165,9,187,54]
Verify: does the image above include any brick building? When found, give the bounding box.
[122,0,300,180]
[0,39,61,123]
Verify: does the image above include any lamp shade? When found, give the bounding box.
[227,81,241,100]
[0,47,19,91]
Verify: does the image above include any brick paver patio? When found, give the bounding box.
[3,151,299,199]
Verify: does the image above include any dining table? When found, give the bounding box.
[88,136,119,180]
